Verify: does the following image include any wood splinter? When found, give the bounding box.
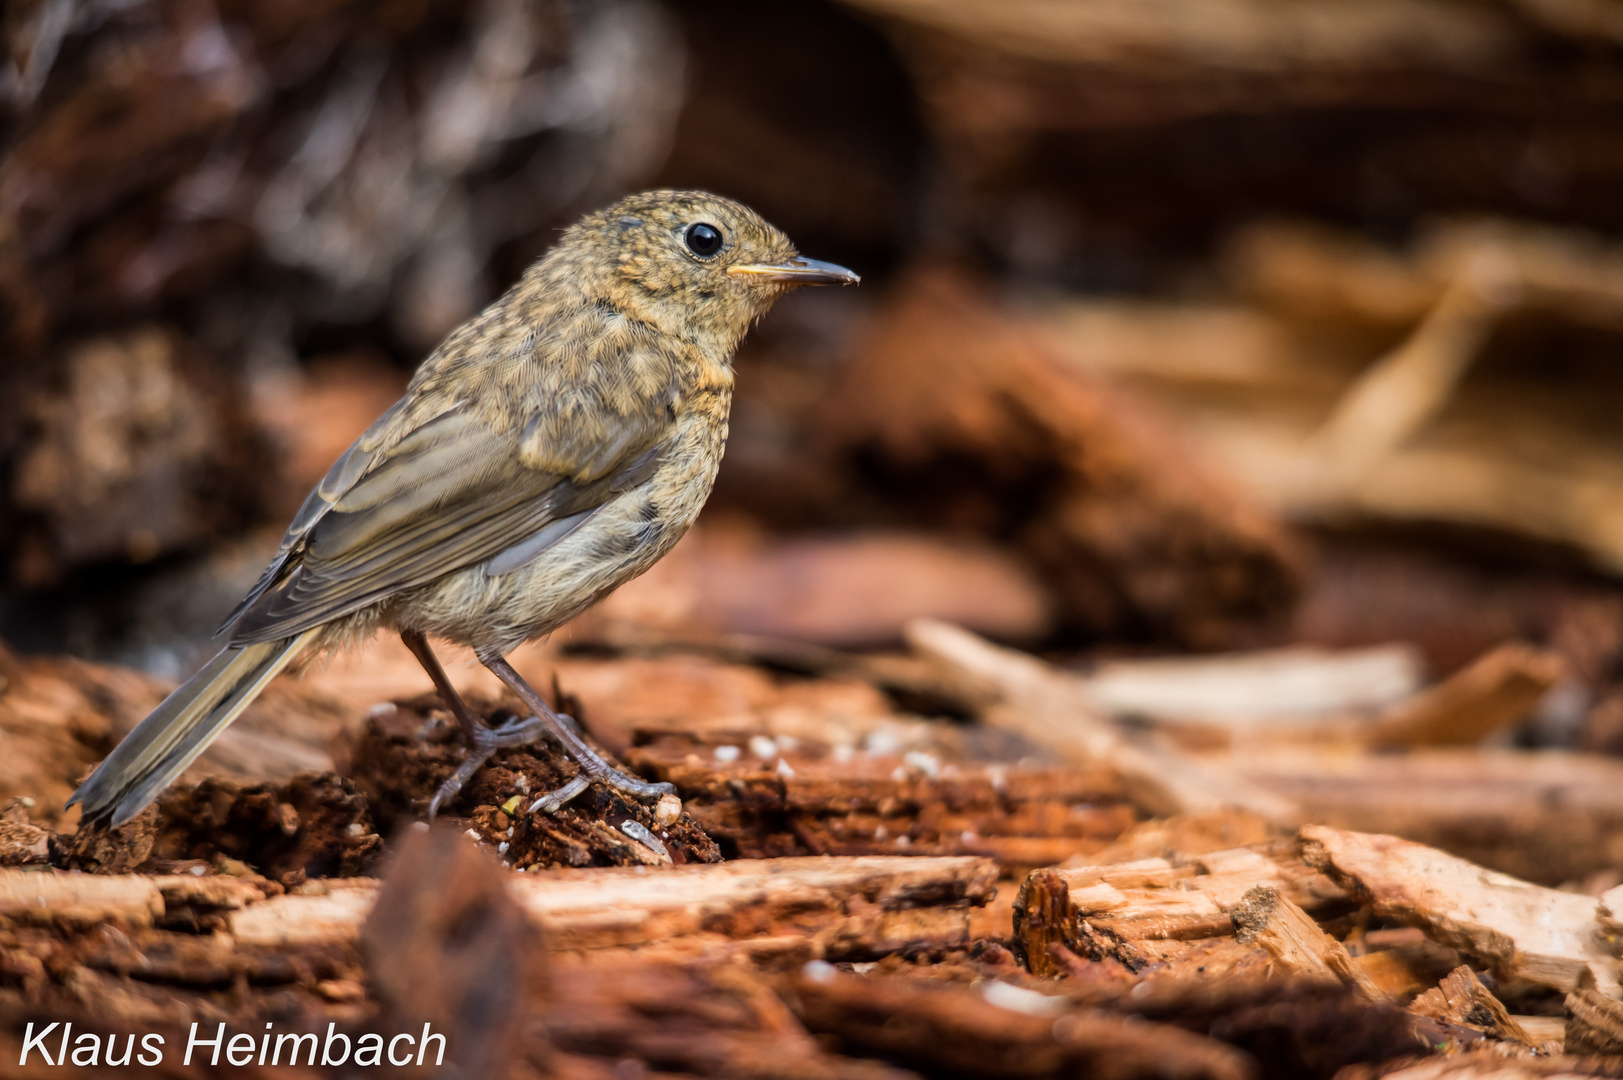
[1565,987,1623,1056]
[1409,965,1535,1047]
[1231,884,1384,1000]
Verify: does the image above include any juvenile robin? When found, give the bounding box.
[70,190,858,827]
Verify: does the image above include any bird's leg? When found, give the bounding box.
[400,629,482,739]
[480,652,676,812]
[401,630,542,818]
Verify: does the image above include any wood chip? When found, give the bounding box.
[1300,825,1617,993]
[1360,644,1563,749]
[1408,965,1534,1045]
[1231,884,1384,999]
[1564,987,1623,1056]
[230,856,999,957]
[906,618,1300,821]
[0,869,163,929]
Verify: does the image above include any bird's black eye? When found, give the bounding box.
[685,222,723,258]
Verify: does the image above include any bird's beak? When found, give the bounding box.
[727,257,860,286]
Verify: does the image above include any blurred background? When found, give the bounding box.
[6,0,1623,757]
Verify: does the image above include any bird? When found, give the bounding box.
[69,189,858,828]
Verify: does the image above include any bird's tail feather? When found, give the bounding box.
[68,629,320,827]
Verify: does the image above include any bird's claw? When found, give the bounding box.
[527,774,591,815]
[428,715,545,820]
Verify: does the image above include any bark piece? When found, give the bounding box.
[787,966,1254,1080]
[1236,749,1623,885]
[1408,965,1534,1045]
[1597,886,1623,937]
[1361,645,1564,749]
[1080,644,1424,726]
[546,956,917,1080]
[0,871,163,930]
[1232,884,1384,1000]
[228,881,379,947]
[1012,841,1348,981]
[361,825,546,1079]
[55,774,383,885]
[632,733,1135,870]
[0,801,50,867]
[1565,987,1623,1056]
[1012,868,1070,977]
[907,618,1300,821]
[232,856,998,955]
[1300,825,1617,993]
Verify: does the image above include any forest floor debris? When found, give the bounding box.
[3,626,1623,1076]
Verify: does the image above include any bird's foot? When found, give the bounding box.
[524,711,676,815]
[427,714,544,819]
[586,762,677,802]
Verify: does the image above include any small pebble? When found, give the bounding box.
[895,835,911,848]
[411,821,430,832]
[831,744,854,763]
[344,822,366,837]
[654,793,682,826]
[903,750,941,778]
[775,757,796,778]
[748,735,778,760]
[189,865,207,876]
[516,775,531,794]
[713,744,740,763]
[506,826,514,838]
[873,825,887,841]
[497,842,509,855]
[983,980,1066,1016]
[864,730,902,756]
[464,829,481,842]
[366,702,397,719]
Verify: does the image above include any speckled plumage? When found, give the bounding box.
[72,191,846,826]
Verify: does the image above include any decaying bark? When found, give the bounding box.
[786,965,1256,1080]
[1564,988,1623,1056]
[1231,884,1384,1000]
[1300,826,1618,993]
[1408,966,1535,1046]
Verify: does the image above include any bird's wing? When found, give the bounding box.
[224,391,672,645]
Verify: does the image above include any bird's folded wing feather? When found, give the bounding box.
[224,393,671,645]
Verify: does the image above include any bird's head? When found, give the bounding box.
[555,190,858,353]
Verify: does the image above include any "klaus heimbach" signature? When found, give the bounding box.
[19,1020,448,1068]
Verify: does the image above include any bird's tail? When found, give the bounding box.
[69,629,320,827]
